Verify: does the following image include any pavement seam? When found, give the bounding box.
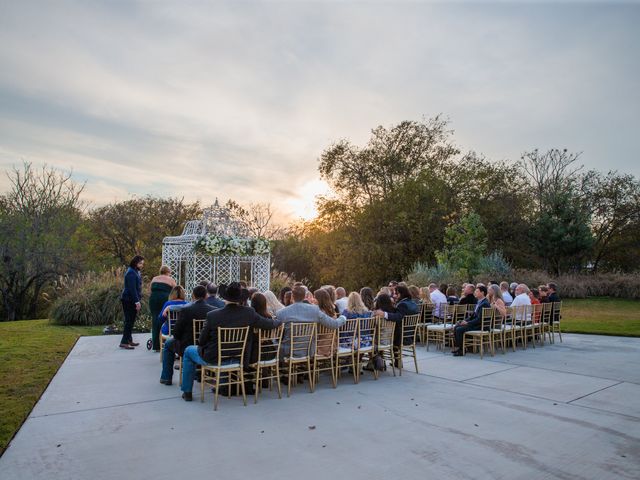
[566,381,625,403]
[29,395,180,419]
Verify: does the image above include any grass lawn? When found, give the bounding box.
[0,320,102,456]
[562,297,640,337]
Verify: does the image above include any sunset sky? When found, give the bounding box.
[1,1,638,223]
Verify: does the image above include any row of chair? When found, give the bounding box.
[420,301,563,358]
[162,314,423,410]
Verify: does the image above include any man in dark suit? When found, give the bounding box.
[180,282,280,401]
[547,282,561,323]
[205,283,225,309]
[458,284,478,306]
[160,285,214,385]
[451,285,490,356]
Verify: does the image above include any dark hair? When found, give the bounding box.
[129,255,144,269]
[198,280,209,287]
[251,293,270,318]
[476,285,488,296]
[206,283,218,295]
[279,286,292,304]
[439,283,448,294]
[531,288,540,299]
[396,285,411,301]
[292,286,306,302]
[360,287,375,310]
[283,291,293,306]
[193,285,207,300]
[375,293,394,312]
[548,282,558,292]
[314,289,336,318]
[446,286,457,297]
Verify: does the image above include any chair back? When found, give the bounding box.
[288,322,316,359]
[452,304,468,324]
[420,302,434,324]
[400,314,420,346]
[255,324,284,362]
[541,302,553,323]
[216,326,250,366]
[316,324,337,358]
[434,302,448,322]
[441,303,455,325]
[337,318,358,352]
[492,309,505,331]
[167,308,180,335]
[511,305,527,327]
[377,317,395,348]
[531,303,543,323]
[193,318,206,345]
[480,308,494,331]
[552,301,562,323]
[357,317,376,349]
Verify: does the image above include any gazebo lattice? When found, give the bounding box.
[161,200,270,294]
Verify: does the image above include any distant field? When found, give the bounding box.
[0,320,102,456]
[562,297,640,337]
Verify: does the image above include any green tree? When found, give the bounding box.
[435,211,488,280]
[0,163,84,320]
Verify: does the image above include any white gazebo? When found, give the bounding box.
[161,200,271,294]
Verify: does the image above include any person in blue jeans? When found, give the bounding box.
[180,282,280,401]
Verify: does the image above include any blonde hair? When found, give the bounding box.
[168,285,186,301]
[346,291,368,315]
[408,285,421,300]
[488,284,503,304]
[263,290,285,315]
[420,287,433,304]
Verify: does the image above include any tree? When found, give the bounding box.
[0,162,84,320]
[435,211,488,280]
[225,200,284,240]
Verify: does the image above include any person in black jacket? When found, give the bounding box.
[458,284,477,306]
[374,286,419,347]
[180,282,280,401]
[119,255,144,349]
[159,285,214,385]
[547,282,561,323]
[451,285,490,356]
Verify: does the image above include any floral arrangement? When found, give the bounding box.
[195,235,270,256]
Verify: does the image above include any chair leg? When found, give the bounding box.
[213,370,220,410]
[287,362,292,397]
[254,367,261,404]
[239,370,247,406]
[307,359,314,393]
[413,346,419,373]
[200,368,205,402]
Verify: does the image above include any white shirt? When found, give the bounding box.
[501,290,513,305]
[510,293,531,321]
[335,297,348,313]
[430,289,447,318]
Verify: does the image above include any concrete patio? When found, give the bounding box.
[1,333,639,479]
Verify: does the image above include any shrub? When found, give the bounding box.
[50,269,151,332]
[405,262,465,286]
[269,270,310,295]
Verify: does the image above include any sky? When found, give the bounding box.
[0,0,638,224]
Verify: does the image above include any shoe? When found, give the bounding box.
[182,392,192,402]
[453,351,464,357]
[159,379,172,386]
[119,343,134,350]
[129,341,140,347]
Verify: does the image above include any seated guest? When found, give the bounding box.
[446,286,459,305]
[149,266,177,351]
[547,282,561,324]
[374,293,395,315]
[180,282,281,401]
[419,287,433,305]
[387,281,398,299]
[314,288,337,318]
[458,284,477,306]
[341,291,372,319]
[510,284,531,322]
[373,285,419,348]
[160,286,214,386]
[408,285,422,304]
[509,282,518,300]
[206,283,225,309]
[322,285,337,304]
[376,286,393,300]
[278,286,292,305]
[250,292,270,317]
[488,284,507,318]
[159,286,188,336]
[359,287,375,311]
[538,285,550,303]
[276,286,346,358]
[439,284,449,297]
[283,290,293,306]
[335,287,348,313]
[429,283,448,320]
[529,288,541,305]
[451,285,490,356]
[500,281,513,305]
[263,290,285,316]
[247,287,259,305]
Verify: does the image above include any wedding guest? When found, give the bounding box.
[373,285,419,348]
[451,285,490,356]
[159,286,214,385]
[500,282,513,305]
[314,289,337,318]
[180,282,280,401]
[359,287,375,310]
[335,287,348,312]
[510,284,532,322]
[429,283,447,320]
[509,282,518,300]
[529,288,541,305]
[149,266,177,351]
[322,285,337,304]
[341,291,372,319]
[159,285,188,335]
[539,285,550,303]
[278,286,292,305]
[458,284,477,306]
[488,284,507,318]
[205,283,225,309]
[283,290,293,306]
[419,287,433,305]
[547,282,561,324]
[263,290,285,316]
[446,286,460,305]
[251,292,271,318]
[408,285,422,304]
[120,255,144,350]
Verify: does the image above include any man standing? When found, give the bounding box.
[160,285,214,386]
[180,282,280,401]
[451,285,490,356]
[120,255,144,350]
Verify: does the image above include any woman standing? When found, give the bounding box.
[149,266,176,351]
[120,255,144,350]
